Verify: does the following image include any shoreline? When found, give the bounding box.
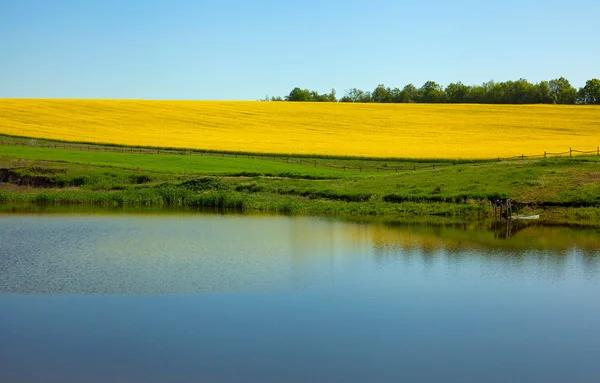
[1,193,599,228]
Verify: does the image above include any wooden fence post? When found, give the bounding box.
[570,147,572,157]
[597,147,599,156]
[544,151,546,158]
[521,154,524,160]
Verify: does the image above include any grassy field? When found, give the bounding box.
[0,145,345,177]
[2,144,599,224]
[1,99,599,159]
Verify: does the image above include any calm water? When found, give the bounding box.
[1,213,599,383]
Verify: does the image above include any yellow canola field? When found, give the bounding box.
[0,99,599,159]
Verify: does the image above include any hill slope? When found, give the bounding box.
[1,99,599,159]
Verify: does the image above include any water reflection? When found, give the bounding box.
[370,220,600,253]
[1,214,600,382]
[0,214,598,295]
[491,219,531,239]
[366,220,600,285]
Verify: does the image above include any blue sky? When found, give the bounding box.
[1,0,598,99]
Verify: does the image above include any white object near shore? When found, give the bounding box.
[510,214,540,220]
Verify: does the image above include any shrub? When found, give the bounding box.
[179,177,228,192]
[235,182,264,193]
[129,174,152,184]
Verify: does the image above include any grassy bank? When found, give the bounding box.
[1,144,599,225]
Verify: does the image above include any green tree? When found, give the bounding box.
[310,91,327,102]
[465,84,487,103]
[503,79,537,104]
[340,88,365,102]
[390,87,403,103]
[328,88,337,102]
[400,84,419,103]
[359,91,373,103]
[537,81,553,104]
[577,79,600,104]
[445,82,470,103]
[286,87,312,101]
[273,77,587,105]
[372,84,392,103]
[482,81,502,103]
[419,81,446,103]
[548,77,577,104]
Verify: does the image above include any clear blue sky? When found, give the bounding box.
[1,0,598,100]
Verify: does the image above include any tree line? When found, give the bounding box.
[265,78,600,104]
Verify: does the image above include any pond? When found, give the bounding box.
[1,212,599,382]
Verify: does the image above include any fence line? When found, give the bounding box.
[1,139,598,174]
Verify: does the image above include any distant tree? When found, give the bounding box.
[503,79,537,104]
[310,90,325,102]
[286,87,312,101]
[347,88,363,102]
[271,77,590,105]
[577,79,600,104]
[340,88,359,102]
[341,88,372,103]
[445,82,470,103]
[400,84,419,103]
[516,79,540,104]
[270,96,284,101]
[548,77,577,104]
[480,80,501,103]
[465,84,487,103]
[537,81,553,104]
[359,91,373,103]
[328,88,337,102]
[390,87,403,103]
[419,81,446,103]
[372,84,392,103]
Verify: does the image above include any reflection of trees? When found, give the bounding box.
[491,220,532,240]
[283,217,600,284]
[371,221,600,254]
[367,221,599,281]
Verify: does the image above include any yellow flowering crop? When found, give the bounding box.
[0,99,598,159]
